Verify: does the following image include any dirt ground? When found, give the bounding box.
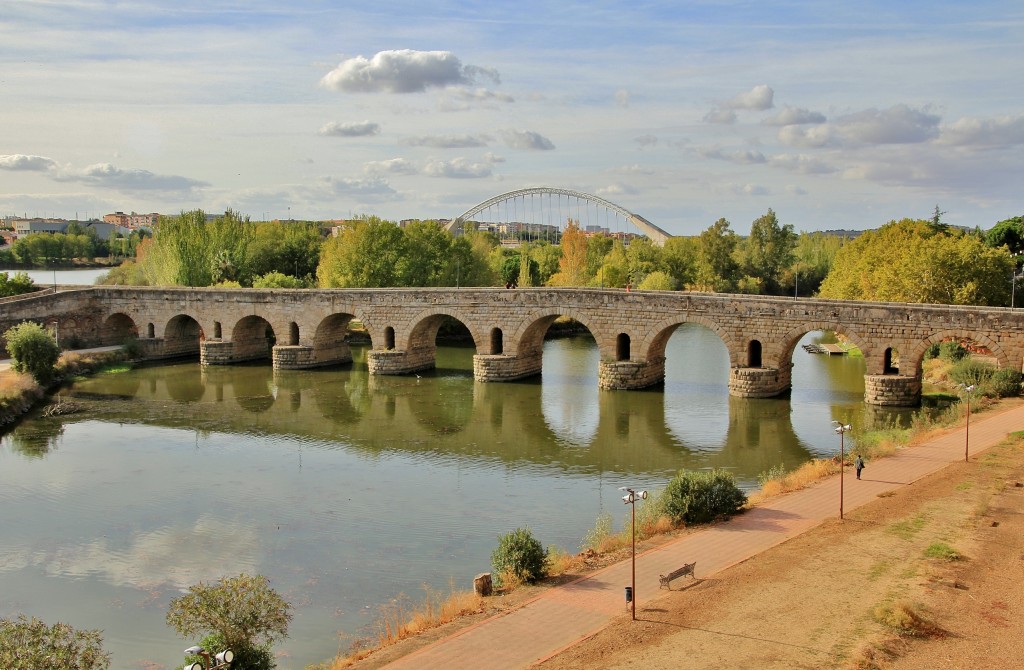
[536,437,1024,670]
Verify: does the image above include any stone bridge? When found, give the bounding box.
[3,286,1023,406]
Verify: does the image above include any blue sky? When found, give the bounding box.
[1,1,1022,235]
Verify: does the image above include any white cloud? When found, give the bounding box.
[320,50,499,94]
[703,107,737,125]
[615,89,630,108]
[483,152,505,164]
[318,120,381,137]
[0,154,58,171]
[730,183,770,196]
[699,147,767,164]
[726,84,774,111]
[596,183,639,197]
[423,157,493,179]
[634,135,658,148]
[778,124,838,148]
[364,158,418,175]
[500,130,555,151]
[938,113,1024,148]
[403,134,492,149]
[762,106,826,126]
[55,163,207,193]
[769,153,837,174]
[438,87,514,111]
[833,104,941,144]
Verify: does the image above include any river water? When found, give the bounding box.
[0,325,910,668]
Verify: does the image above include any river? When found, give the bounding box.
[0,325,911,668]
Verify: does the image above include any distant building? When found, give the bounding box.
[103,211,160,228]
[12,218,131,241]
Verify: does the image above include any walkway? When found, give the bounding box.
[382,403,1024,670]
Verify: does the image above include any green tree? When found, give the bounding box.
[660,469,747,525]
[400,220,453,286]
[741,208,796,294]
[689,218,739,292]
[0,615,110,670]
[819,218,1011,305]
[0,271,36,297]
[4,321,60,384]
[661,236,698,289]
[548,219,589,286]
[985,215,1024,254]
[252,271,307,288]
[491,527,547,586]
[166,573,291,670]
[316,216,407,287]
[788,232,844,297]
[248,221,323,280]
[625,237,663,287]
[529,241,562,285]
[637,270,675,291]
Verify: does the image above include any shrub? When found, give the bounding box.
[166,573,291,670]
[938,341,968,362]
[0,271,37,297]
[923,342,941,360]
[873,602,945,638]
[923,542,961,561]
[491,527,547,586]
[4,321,60,384]
[988,368,1022,398]
[948,358,994,390]
[660,469,747,525]
[252,271,306,289]
[0,614,110,670]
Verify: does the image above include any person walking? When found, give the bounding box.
[854,454,865,480]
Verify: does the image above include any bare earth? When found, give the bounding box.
[536,437,1024,670]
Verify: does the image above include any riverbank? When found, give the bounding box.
[0,347,129,430]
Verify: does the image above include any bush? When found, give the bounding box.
[166,573,291,670]
[660,469,747,525]
[252,271,306,289]
[939,341,968,362]
[923,342,941,360]
[988,368,1022,398]
[4,321,60,384]
[0,614,110,670]
[0,271,36,297]
[949,357,994,389]
[491,527,547,586]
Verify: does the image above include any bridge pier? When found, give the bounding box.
[272,343,352,370]
[200,339,234,365]
[597,357,666,390]
[863,374,921,406]
[366,347,435,375]
[728,365,792,398]
[473,352,543,382]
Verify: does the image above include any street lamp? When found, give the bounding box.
[959,384,976,462]
[619,486,648,621]
[183,645,233,670]
[832,421,852,520]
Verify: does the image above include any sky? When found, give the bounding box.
[1,1,1022,236]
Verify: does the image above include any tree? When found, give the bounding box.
[0,615,110,670]
[316,216,406,287]
[818,218,1011,305]
[4,321,60,384]
[661,236,698,288]
[166,573,291,670]
[548,219,589,286]
[0,271,36,297]
[491,528,547,586]
[252,271,306,288]
[400,220,453,286]
[985,215,1024,255]
[741,208,796,294]
[689,218,739,292]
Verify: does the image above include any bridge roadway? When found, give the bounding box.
[2,286,1023,406]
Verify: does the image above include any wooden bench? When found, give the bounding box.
[659,561,696,589]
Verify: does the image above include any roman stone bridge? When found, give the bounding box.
[3,285,1023,406]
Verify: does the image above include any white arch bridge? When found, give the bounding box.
[443,187,673,246]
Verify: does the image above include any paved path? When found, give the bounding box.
[383,403,1024,670]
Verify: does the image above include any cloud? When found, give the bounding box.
[499,130,555,151]
[423,157,493,178]
[615,89,630,108]
[483,152,505,164]
[762,106,826,126]
[596,183,639,197]
[364,158,418,175]
[778,124,838,148]
[703,107,737,124]
[699,147,767,164]
[726,84,774,111]
[634,135,658,148]
[403,134,491,149]
[730,183,770,196]
[0,154,58,171]
[318,120,381,137]
[315,175,397,196]
[938,113,1024,148]
[320,49,498,94]
[55,163,207,192]
[438,87,514,111]
[769,153,838,174]
[833,104,940,144]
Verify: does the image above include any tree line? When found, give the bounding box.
[92,208,1024,307]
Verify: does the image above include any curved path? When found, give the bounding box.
[382,403,1024,670]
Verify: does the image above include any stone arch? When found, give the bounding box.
[312,313,355,365]
[164,314,203,358]
[100,312,138,346]
[146,322,155,338]
[778,322,869,371]
[383,326,395,350]
[213,321,222,339]
[403,308,484,353]
[616,333,631,361]
[640,314,734,365]
[490,327,503,355]
[231,315,276,362]
[747,340,763,368]
[511,308,597,357]
[906,329,1010,375]
[288,322,299,346]
[883,347,898,374]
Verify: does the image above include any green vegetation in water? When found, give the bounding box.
[98,362,133,374]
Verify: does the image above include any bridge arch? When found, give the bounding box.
[778,323,870,371]
[908,330,1010,373]
[641,314,736,366]
[231,315,276,363]
[101,313,138,346]
[446,187,673,246]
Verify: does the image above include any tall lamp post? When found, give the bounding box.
[959,384,976,462]
[619,486,648,621]
[832,421,852,519]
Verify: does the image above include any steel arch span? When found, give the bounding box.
[445,187,673,246]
